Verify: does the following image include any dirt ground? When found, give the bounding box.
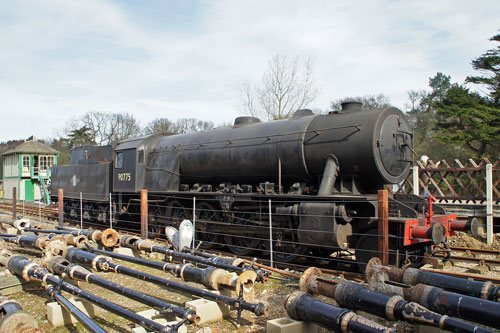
[0,211,498,332]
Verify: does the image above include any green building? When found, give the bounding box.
[1,140,59,203]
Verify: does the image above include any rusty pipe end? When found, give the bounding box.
[120,235,141,248]
[135,239,153,251]
[14,219,30,230]
[101,229,119,247]
[46,256,70,274]
[300,267,323,294]
[365,257,382,284]
[91,230,103,242]
[235,270,256,296]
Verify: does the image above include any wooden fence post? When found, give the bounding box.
[141,189,148,239]
[486,164,493,245]
[378,189,389,265]
[58,189,64,227]
[12,187,17,219]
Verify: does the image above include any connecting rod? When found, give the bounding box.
[285,291,392,333]
[0,253,176,333]
[86,244,256,295]
[365,257,500,302]
[46,256,199,324]
[366,258,500,330]
[300,267,493,333]
[119,236,269,282]
[66,246,268,326]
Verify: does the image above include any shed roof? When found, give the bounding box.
[1,141,60,156]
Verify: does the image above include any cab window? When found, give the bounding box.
[115,152,123,168]
[138,150,144,165]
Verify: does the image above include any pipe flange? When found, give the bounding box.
[339,311,356,333]
[365,257,382,284]
[481,281,493,300]
[299,267,322,294]
[44,239,67,258]
[385,295,404,321]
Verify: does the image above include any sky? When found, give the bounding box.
[0,0,498,142]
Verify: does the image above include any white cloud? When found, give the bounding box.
[0,0,499,141]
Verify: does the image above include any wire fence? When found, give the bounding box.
[12,189,462,269]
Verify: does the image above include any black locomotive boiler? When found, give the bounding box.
[51,102,461,266]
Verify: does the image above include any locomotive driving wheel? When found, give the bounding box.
[166,200,191,225]
[195,202,221,249]
[264,232,305,263]
[224,212,259,256]
[148,203,165,238]
[355,228,397,271]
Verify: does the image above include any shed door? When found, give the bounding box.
[24,180,34,201]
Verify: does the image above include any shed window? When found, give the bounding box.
[48,156,55,167]
[138,150,144,165]
[115,152,123,168]
[40,156,47,170]
[23,156,30,168]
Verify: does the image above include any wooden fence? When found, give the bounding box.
[390,158,500,203]
[390,158,499,244]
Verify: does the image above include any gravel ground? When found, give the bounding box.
[0,211,498,332]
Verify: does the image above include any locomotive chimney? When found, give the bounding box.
[340,101,362,112]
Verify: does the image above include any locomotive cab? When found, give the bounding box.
[113,135,152,193]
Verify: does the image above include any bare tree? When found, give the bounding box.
[65,111,141,146]
[239,54,319,120]
[172,118,214,134]
[144,118,175,135]
[330,94,391,111]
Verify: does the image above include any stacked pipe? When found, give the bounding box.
[366,258,500,302]
[285,291,392,333]
[118,236,270,282]
[45,256,199,325]
[366,258,500,330]
[0,252,178,333]
[298,267,493,333]
[86,240,256,295]
[23,227,120,247]
[63,246,268,326]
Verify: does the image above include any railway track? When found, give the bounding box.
[0,201,58,220]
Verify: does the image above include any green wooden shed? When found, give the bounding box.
[1,140,59,203]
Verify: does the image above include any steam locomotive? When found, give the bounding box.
[51,102,467,266]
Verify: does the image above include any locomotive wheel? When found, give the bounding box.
[148,203,165,238]
[166,200,191,225]
[224,213,259,256]
[264,236,305,263]
[355,228,397,271]
[195,202,221,249]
